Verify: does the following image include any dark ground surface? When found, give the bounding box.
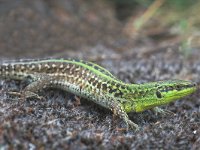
[0,1,200,150]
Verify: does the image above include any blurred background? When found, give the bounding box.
[0,0,199,59]
[0,1,200,149]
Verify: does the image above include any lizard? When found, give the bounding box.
[0,58,198,130]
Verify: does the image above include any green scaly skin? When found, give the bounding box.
[0,59,198,130]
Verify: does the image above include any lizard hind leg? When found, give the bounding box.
[22,75,38,85]
[22,74,56,100]
[2,74,42,100]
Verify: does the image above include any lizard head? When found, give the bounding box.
[123,80,197,112]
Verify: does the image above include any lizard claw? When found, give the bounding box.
[125,119,140,131]
[6,91,43,100]
[153,107,174,116]
[6,91,22,97]
[23,91,44,100]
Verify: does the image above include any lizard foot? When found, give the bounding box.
[22,90,44,100]
[5,91,43,100]
[153,107,174,116]
[124,118,140,131]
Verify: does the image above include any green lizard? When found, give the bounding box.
[0,59,197,130]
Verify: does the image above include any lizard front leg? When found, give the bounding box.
[110,100,139,130]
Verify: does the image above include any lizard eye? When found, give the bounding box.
[176,85,181,90]
[156,91,162,98]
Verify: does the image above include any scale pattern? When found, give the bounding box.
[0,59,197,130]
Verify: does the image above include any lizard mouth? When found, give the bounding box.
[163,87,197,101]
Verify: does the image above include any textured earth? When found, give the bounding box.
[0,1,199,150]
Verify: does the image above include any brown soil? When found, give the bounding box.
[0,1,199,149]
